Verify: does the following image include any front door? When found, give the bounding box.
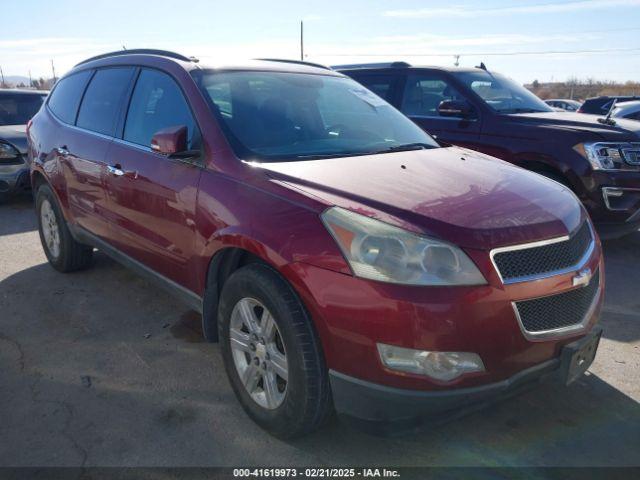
[400,72,483,149]
[103,68,203,291]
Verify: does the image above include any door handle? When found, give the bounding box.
[107,165,125,177]
[56,146,70,157]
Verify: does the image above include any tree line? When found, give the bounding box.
[527,78,640,100]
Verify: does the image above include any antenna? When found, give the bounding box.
[476,62,487,71]
[606,99,617,121]
[598,98,617,126]
[300,21,304,60]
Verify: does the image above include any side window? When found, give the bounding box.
[47,70,92,124]
[77,68,135,136]
[124,69,198,149]
[349,74,398,103]
[401,74,466,117]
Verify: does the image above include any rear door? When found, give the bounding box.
[47,68,135,240]
[399,71,482,148]
[103,68,203,290]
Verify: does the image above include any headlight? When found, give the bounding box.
[0,142,21,163]
[574,142,640,170]
[377,343,485,381]
[321,207,486,286]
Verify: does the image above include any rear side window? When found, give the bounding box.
[124,69,198,149]
[47,71,92,124]
[77,68,135,136]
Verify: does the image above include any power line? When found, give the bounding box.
[315,47,640,58]
[388,0,637,15]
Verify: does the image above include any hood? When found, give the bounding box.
[260,147,583,251]
[504,111,640,141]
[0,125,27,154]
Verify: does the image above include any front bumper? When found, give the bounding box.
[582,170,640,237]
[284,239,603,393]
[330,327,602,435]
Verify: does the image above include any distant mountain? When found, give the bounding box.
[2,75,31,86]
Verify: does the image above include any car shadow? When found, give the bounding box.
[0,193,36,236]
[290,371,640,467]
[0,257,639,467]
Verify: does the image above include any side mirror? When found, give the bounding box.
[437,100,473,118]
[150,125,188,155]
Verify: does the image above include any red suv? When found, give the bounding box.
[28,50,604,437]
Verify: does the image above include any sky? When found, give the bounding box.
[1,0,640,84]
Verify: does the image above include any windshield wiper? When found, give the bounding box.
[261,143,436,161]
[375,142,435,153]
[286,151,374,160]
[498,108,546,114]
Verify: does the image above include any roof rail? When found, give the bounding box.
[332,61,412,70]
[255,58,332,70]
[75,49,197,67]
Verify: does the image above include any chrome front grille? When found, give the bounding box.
[491,222,594,284]
[513,268,600,340]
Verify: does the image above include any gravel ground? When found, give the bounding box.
[0,195,638,468]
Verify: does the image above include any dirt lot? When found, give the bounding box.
[1,195,639,468]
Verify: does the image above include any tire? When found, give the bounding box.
[218,263,332,438]
[35,183,93,272]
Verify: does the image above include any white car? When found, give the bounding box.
[610,100,640,121]
[545,99,582,112]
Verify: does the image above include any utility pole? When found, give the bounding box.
[51,59,57,84]
[454,55,460,67]
[29,70,33,88]
[0,65,5,87]
[300,21,304,61]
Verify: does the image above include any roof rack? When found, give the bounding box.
[332,61,412,70]
[255,58,332,70]
[75,49,197,67]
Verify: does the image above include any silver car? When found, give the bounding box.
[611,100,640,122]
[0,89,48,203]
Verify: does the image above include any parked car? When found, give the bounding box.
[545,99,582,112]
[610,100,640,121]
[29,50,603,437]
[337,63,640,238]
[578,95,640,115]
[0,89,47,203]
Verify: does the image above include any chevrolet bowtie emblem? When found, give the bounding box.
[573,268,592,288]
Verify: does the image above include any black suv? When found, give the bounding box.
[337,63,640,238]
[579,96,640,115]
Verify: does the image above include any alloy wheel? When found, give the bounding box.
[40,199,61,259]
[229,297,288,409]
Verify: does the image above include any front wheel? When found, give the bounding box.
[36,184,93,272]
[218,263,332,438]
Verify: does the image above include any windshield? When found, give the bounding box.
[0,93,46,126]
[196,70,438,161]
[454,71,553,114]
